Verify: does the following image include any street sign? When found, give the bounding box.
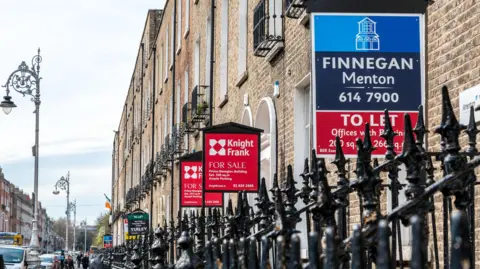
[180,153,223,207]
[312,13,425,157]
[203,122,262,193]
[127,211,149,236]
[103,234,113,248]
[459,84,480,125]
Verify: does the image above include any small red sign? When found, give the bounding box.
[204,133,259,192]
[180,161,223,207]
[315,111,418,157]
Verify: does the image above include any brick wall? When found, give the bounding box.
[427,0,480,267]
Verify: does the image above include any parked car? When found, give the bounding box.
[40,254,60,269]
[0,244,28,269]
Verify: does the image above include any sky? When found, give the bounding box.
[0,0,164,225]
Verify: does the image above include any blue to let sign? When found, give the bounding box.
[312,13,425,157]
[103,234,113,248]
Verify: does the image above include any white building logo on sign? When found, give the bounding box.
[356,17,380,51]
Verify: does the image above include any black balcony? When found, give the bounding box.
[191,85,209,123]
[253,0,284,57]
[160,144,171,170]
[171,125,186,155]
[154,152,164,178]
[285,0,306,19]
[180,102,196,135]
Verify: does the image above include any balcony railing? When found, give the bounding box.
[160,144,171,170]
[180,102,197,135]
[171,125,186,155]
[253,0,284,57]
[155,152,165,178]
[191,85,209,123]
[285,0,307,19]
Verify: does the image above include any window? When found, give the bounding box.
[219,0,229,104]
[253,0,266,50]
[177,0,182,53]
[252,0,284,58]
[176,80,181,126]
[194,38,200,87]
[165,28,169,81]
[184,69,189,150]
[166,195,170,222]
[159,46,164,86]
[237,0,248,83]
[205,17,212,104]
[169,96,173,133]
[164,107,168,141]
[184,0,190,37]
[294,75,312,258]
[171,15,175,69]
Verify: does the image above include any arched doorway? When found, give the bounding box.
[254,98,277,200]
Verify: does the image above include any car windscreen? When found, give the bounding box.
[0,247,24,263]
[41,256,53,263]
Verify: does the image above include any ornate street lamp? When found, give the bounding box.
[53,172,71,252]
[0,49,42,268]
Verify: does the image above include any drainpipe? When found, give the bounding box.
[131,91,135,204]
[170,0,177,235]
[150,46,156,230]
[139,43,145,209]
[208,0,215,127]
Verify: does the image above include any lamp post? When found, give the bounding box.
[53,172,70,252]
[80,220,87,253]
[69,200,76,251]
[0,49,42,268]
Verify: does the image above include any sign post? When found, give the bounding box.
[179,151,223,209]
[103,234,113,249]
[202,122,262,205]
[127,211,149,236]
[311,13,425,157]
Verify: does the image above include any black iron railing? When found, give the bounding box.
[285,0,307,19]
[253,0,284,57]
[191,86,209,123]
[103,85,478,269]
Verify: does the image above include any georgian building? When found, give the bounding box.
[111,0,313,250]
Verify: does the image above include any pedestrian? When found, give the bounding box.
[60,250,66,269]
[76,252,83,268]
[81,253,89,269]
[67,255,75,269]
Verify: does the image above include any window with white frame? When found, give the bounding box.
[237,0,248,82]
[176,80,181,127]
[184,0,190,37]
[205,16,212,104]
[171,15,174,68]
[169,96,173,133]
[219,0,228,104]
[159,46,164,86]
[166,195,170,222]
[194,37,200,87]
[164,106,168,141]
[293,75,313,258]
[184,69,189,150]
[176,0,182,53]
[165,28,169,81]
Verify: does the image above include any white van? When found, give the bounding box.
[0,245,27,269]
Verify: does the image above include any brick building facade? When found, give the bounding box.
[111,1,480,264]
[111,0,313,249]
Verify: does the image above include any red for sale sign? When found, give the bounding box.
[180,161,223,207]
[204,133,259,192]
[315,111,418,157]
